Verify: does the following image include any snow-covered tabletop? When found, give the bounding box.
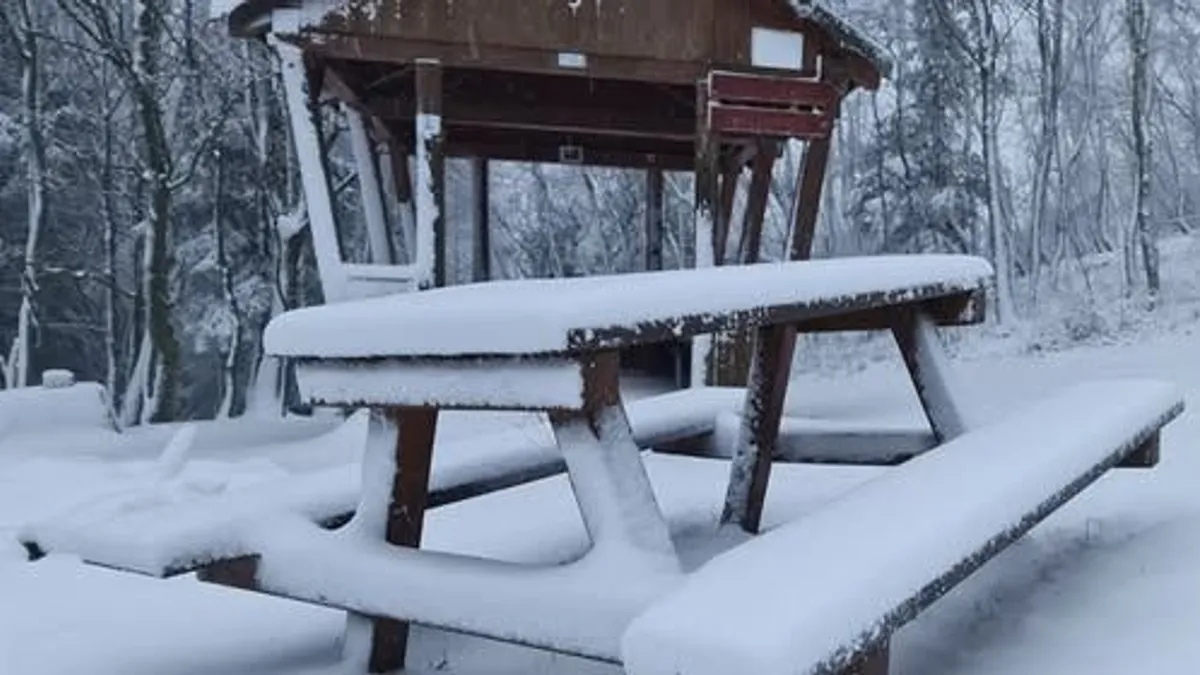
[265,255,992,359]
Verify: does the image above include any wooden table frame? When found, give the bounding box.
[203,285,993,674]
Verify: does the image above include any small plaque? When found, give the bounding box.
[558,52,588,69]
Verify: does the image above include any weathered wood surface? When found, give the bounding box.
[265,256,992,361]
[623,380,1184,675]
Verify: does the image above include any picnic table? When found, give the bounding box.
[20,254,1183,675]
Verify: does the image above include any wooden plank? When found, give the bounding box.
[656,427,939,466]
[296,34,708,85]
[691,78,720,387]
[414,59,446,289]
[846,643,891,675]
[714,160,740,267]
[721,323,798,533]
[570,284,987,353]
[380,139,415,263]
[626,381,1183,675]
[471,157,491,282]
[891,310,968,443]
[788,135,832,260]
[645,168,665,271]
[336,408,438,674]
[551,352,679,568]
[347,108,395,265]
[363,408,437,673]
[737,140,777,264]
[293,357,588,411]
[1119,431,1161,468]
[710,104,834,139]
[274,41,349,303]
[710,71,839,109]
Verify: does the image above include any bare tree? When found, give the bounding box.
[0,0,48,388]
[1126,0,1159,299]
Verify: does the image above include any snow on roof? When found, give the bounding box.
[788,0,892,79]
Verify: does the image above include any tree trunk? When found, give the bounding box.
[1127,0,1159,300]
[2,0,47,389]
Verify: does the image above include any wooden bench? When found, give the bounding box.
[205,254,991,672]
[622,379,1183,675]
[20,387,742,576]
[28,252,1164,675]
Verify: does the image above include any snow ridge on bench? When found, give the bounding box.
[265,255,991,359]
[621,379,1183,675]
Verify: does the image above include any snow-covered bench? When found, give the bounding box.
[622,380,1183,675]
[25,254,1011,674]
[20,387,741,576]
[210,254,990,673]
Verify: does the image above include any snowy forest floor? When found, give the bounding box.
[0,318,1198,673]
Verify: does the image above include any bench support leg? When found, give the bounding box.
[722,324,798,534]
[343,407,438,674]
[552,353,679,571]
[415,59,446,289]
[892,310,969,443]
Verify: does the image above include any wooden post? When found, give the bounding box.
[738,141,777,264]
[690,79,721,388]
[551,353,680,571]
[721,323,797,533]
[381,139,415,264]
[714,159,739,267]
[343,407,438,674]
[891,310,968,443]
[275,41,348,303]
[472,157,491,282]
[414,59,446,289]
[347,108,393,265]
[723,123,836,532]
[788,136,832,261]
[645,167,665,272]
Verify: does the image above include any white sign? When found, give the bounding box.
[751,27,805,71]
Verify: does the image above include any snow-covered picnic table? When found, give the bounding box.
[20,254,1184,675]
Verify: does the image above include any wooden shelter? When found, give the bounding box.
[227,0,890,386]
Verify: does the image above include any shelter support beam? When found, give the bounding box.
[275,40,348,303]
[645,168,664,272]
[472,157,491,282]
[690,80,720,388]
[414,59,446,289]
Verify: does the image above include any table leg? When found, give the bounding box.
[343,407,438,674]
[891,310,969,443]
[722,324,797,534]
[551,353,679,571]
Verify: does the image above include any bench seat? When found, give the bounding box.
[20,388,744,576]
[265,255,991,359]
[622,379,1184,675]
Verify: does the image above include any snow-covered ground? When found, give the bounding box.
[1,319,1198,673]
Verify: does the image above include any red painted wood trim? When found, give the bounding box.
[709,104,834,139]
[709,71,838,109]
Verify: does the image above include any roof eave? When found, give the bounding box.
[789,0,893,84]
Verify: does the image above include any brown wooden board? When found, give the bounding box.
[711,104,834,139]
[710,71,839,109]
